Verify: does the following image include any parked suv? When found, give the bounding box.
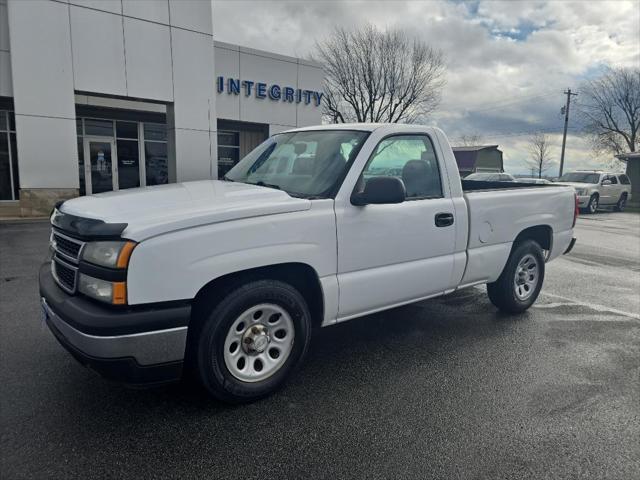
[556,171,632,213]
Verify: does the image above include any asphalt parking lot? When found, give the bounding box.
[1,212,639,479]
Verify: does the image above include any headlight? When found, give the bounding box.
[82,241,136,268]
[78,273,127,305]
[575,188,585,195]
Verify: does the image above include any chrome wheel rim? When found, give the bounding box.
[514,254,539,301]
[223,303,294,383]
[590,197,598,213]
[619,197,626,210]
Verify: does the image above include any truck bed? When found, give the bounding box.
[457,183,576,288]
[461,180,553,192]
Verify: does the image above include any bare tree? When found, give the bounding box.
[455,133,485,147]
[315,24,446,124]
[524,133,555,178]
[578,67,640,155]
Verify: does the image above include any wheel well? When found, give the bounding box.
[513,225,552,252]
[190,263,325,332]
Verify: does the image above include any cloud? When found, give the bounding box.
[212,0,640,174]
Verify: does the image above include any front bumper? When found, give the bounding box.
[39,263,190,385]
[576,195,590,207]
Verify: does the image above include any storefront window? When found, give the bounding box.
[116,121,138,139]
[77,137,85,196]
[84,118,114,137]
[143,123,168,186]
[117,139,140,189]
[144,123,167,141]
[76,116,168,194]
[0,110,19,200]
[218,130,240,178]
[0,133,11,200]
[144,141,168,186]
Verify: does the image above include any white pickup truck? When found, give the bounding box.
[40,124,577,403]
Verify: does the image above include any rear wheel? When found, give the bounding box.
[487,240,545,314]
[196,279,311,403]
[585,194,599,214]
[614,193,627,212]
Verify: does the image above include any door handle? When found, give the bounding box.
[435,212,454,227]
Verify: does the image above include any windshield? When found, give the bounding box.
[225,130,370,198]
[558,172,600,184]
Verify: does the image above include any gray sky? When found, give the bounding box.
[212,0,640,175]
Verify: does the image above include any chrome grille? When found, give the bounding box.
[51,258,78,294]
[50,229,84,293]
[51,230,84,263]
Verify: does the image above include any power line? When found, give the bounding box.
[461,89,558,114]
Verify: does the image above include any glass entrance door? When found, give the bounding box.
[84,138,116,194]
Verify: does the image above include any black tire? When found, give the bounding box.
[585,194,599,214]
[614,193,627,212]
[195,279,311,403]
[487,240,545,314]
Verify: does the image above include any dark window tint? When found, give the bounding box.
[144,123,166,141]
[10,133,19,199]
[558,172,601,183]
[84,119,113,137]
[0,111,6,131]
[603,175,618,184]
[0,134,11,200]
[218,131,239,146]
[619,174,631,185]
[88,141,113,194]
[117,140,140,189]
[218,146,240,177]
[8,111,15,131]
[145,142,168,185]
[116,121,138,139]
[78,137,85,196]
[363,135,442,199]
[76,119,83,136]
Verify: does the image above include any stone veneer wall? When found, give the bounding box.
[19,188,78,217]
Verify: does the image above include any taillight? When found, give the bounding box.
[572,193,579,227]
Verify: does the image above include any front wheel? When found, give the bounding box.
[196,280,312,403]
[585,194,599,214]
[487,240,545,314]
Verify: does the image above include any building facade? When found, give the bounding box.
[0,0,323,216]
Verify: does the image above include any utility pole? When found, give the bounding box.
[559,88,578,177]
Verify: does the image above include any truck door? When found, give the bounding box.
[334,133,457,320]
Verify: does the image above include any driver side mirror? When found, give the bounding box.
[351,176,406,206]
[601,179,612,186]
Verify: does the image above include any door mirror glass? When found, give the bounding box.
[601,179,612,186]
[351,176,406,206]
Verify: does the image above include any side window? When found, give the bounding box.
[609,175,618,184]
[619,174,631,185]
[361,135,442,199]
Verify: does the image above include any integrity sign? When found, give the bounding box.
[216,76,323,107]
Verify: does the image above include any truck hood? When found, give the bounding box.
[59,180,311,241]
